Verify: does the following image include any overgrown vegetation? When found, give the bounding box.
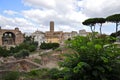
[2,71,20,80]
[21,68,64,80]
[0,47,10,57]
[16,35,120,80]
[33,58,41,64]
[58,36,120,80]
[40,42,60,50]
[14,49,30,59]
[0,36,38,57]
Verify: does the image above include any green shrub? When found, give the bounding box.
[26,68,50,79]
[0,46,10,57]
[0,35,38,57]
[3,71,20,80]
[49,68,64,79]
[59,36,120,80]
[28,45,36,52]
[28,70,39,76]
[40,42,59,50]
[14,49,30,59]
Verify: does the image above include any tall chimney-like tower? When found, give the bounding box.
[50,21,54,32]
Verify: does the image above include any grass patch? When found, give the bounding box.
[33,58,41,64]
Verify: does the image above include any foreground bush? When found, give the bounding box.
[49,68,64,79]
[2,71,20,80]
[59,36,120,80]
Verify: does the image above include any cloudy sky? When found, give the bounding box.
[0,0,120,34]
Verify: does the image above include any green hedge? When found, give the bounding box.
[40,42,59,50]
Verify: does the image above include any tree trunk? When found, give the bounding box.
[93,25,95,32]
[116,23,118,33]
[100,24,102,35]
[90,26,93,33]
[90,26,94,39]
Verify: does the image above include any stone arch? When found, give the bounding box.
[0,28,24,47]
[2,32,16,45]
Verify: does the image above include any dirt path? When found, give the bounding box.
[29,48,73,69]
[29,50,60,69]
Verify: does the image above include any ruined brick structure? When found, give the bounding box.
[45,21,63,43]
[0,27,24,48]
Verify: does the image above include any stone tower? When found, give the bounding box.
[50,21,54,32]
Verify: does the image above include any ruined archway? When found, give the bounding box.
[2,32,16,45]
[0,28,24,48]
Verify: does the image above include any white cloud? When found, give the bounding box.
[22,8,87,32]
[3,10,18,15]
[56,25,74,32]
[1,0,120,34]
[0,15,37,32]
[22,0,98,33]
[22,0,56,9]
[78,0,120,17]
[0,0,88,33]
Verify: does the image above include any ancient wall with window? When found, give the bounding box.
[0,27,24,47]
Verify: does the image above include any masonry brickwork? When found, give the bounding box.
[0,27,24,47]
[45,21,63,43]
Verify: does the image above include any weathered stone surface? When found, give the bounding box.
[0,27,24,48]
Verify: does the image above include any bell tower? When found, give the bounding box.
[50,21,54,32]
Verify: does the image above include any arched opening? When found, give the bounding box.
[2,32,16,45]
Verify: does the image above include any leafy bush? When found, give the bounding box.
[13,42,37,52]
[59,36,120,80]
[3,71,20,80]
[40,42,59,50]
[0,46,10,57]
[49,68,64,79]
[28,45,36,52]
[28,70,39,76]
[14,49,30,59]
[9,37,38,55]
[26,68,50,79]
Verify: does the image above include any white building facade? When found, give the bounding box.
[79,29,88,36]
[31,31,45,46]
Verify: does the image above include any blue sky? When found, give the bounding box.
[0,0,120,34]
[0,0,30,17]
[0,0,21,10]
[0,0,26,13]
